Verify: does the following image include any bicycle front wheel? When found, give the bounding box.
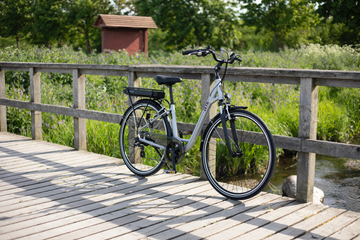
[201,110,276,200]
[119,100,171,177]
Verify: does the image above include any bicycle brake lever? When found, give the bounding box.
[194,51,209,57]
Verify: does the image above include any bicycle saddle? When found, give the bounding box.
[155,75,182,86]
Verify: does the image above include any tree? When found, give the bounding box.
[0,0,32,49]
[241,0,319,51]
[68,0,114,53]
[134,0,240,50]
[31,0,69,46]
[315,0,360,45]
[112,0,137,15]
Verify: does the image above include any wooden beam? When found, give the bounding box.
[315,78,360,88]
[73,69,86,150]
[0,98,122,123]
[0,70,6,132]
[226,75,300,85]
[127,71,142,163]
[303,139,360,160]
[30,68,42,140]
[297,77,319,203]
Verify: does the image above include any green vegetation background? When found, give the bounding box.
[1,44,359,175]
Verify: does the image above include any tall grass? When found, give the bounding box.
[1,44,359,176]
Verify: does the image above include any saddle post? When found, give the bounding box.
[166,84,175,104]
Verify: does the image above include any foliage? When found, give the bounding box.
[315,0,360,45]
[134,0,241,50]
[30,0,70,47]
[1,0,359,53]
[112,0,137,15]
[0,36,33,50]
[0,0,116,52]
[234,25,273,51]
[241,0,319,51]
[0,0,32,49]
[67,0,114,53]
[306,19,345,46]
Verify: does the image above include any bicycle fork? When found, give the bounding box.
[220,101,243,158]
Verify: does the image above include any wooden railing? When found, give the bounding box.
[1,62,360,203]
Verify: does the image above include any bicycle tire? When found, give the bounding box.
[201,109,276,200]
[119,100,171,177]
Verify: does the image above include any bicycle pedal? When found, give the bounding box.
[164,169,177,174]
[179,130,192,136]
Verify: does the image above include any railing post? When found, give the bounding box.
[0,70,7,132]
[128,71,141,163]
[297,77,319,202]
[128,71,141,104]
[200,73,216,180]
[30,68,42,140]
[73,69,86,150]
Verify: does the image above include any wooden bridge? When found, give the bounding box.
[1,62,360,203]
[1,132,360,240]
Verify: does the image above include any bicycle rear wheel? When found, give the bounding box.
[119,100,171,176]
[201,110,276,199]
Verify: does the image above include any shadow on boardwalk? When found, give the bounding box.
[0,132,359,240]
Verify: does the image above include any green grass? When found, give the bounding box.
[1,44,360,176]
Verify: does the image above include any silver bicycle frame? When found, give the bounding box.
[138,77,225,153]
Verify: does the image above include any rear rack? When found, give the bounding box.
[123,87,165,100]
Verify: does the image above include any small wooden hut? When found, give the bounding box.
[93,14,158,55]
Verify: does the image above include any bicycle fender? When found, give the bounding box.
[230,106,247,110]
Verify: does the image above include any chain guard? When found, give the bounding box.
[165,139,185,165]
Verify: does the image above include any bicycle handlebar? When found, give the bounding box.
[182,46,242,65]
[182,49,199,55]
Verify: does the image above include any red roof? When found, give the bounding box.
[93,14,158,29]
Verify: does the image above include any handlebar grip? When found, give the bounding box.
[182,49,198,55]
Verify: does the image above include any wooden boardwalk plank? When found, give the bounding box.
[0,158,118,189]
[186,197,296,240]
[231,201,310,240]
[352,234,360,240]
[146,193,279,240]
[0,166,136,214]
[0,164,122,201]
[118,192,226,240]
[5,177,201,239]
[0,151,116,179]
[226,202,309,240]
[0,166,124,206]
[0,172,173,227]
[0,174,192,239]
[324,218,360,240]
[233,204,328,240]
[0,151,120,178]
[172,196,293,240]
[1,132,360,240]
[299,211,360,240]
[264,207,345,240]
[43,182,215,239]
[0,155,117,185]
